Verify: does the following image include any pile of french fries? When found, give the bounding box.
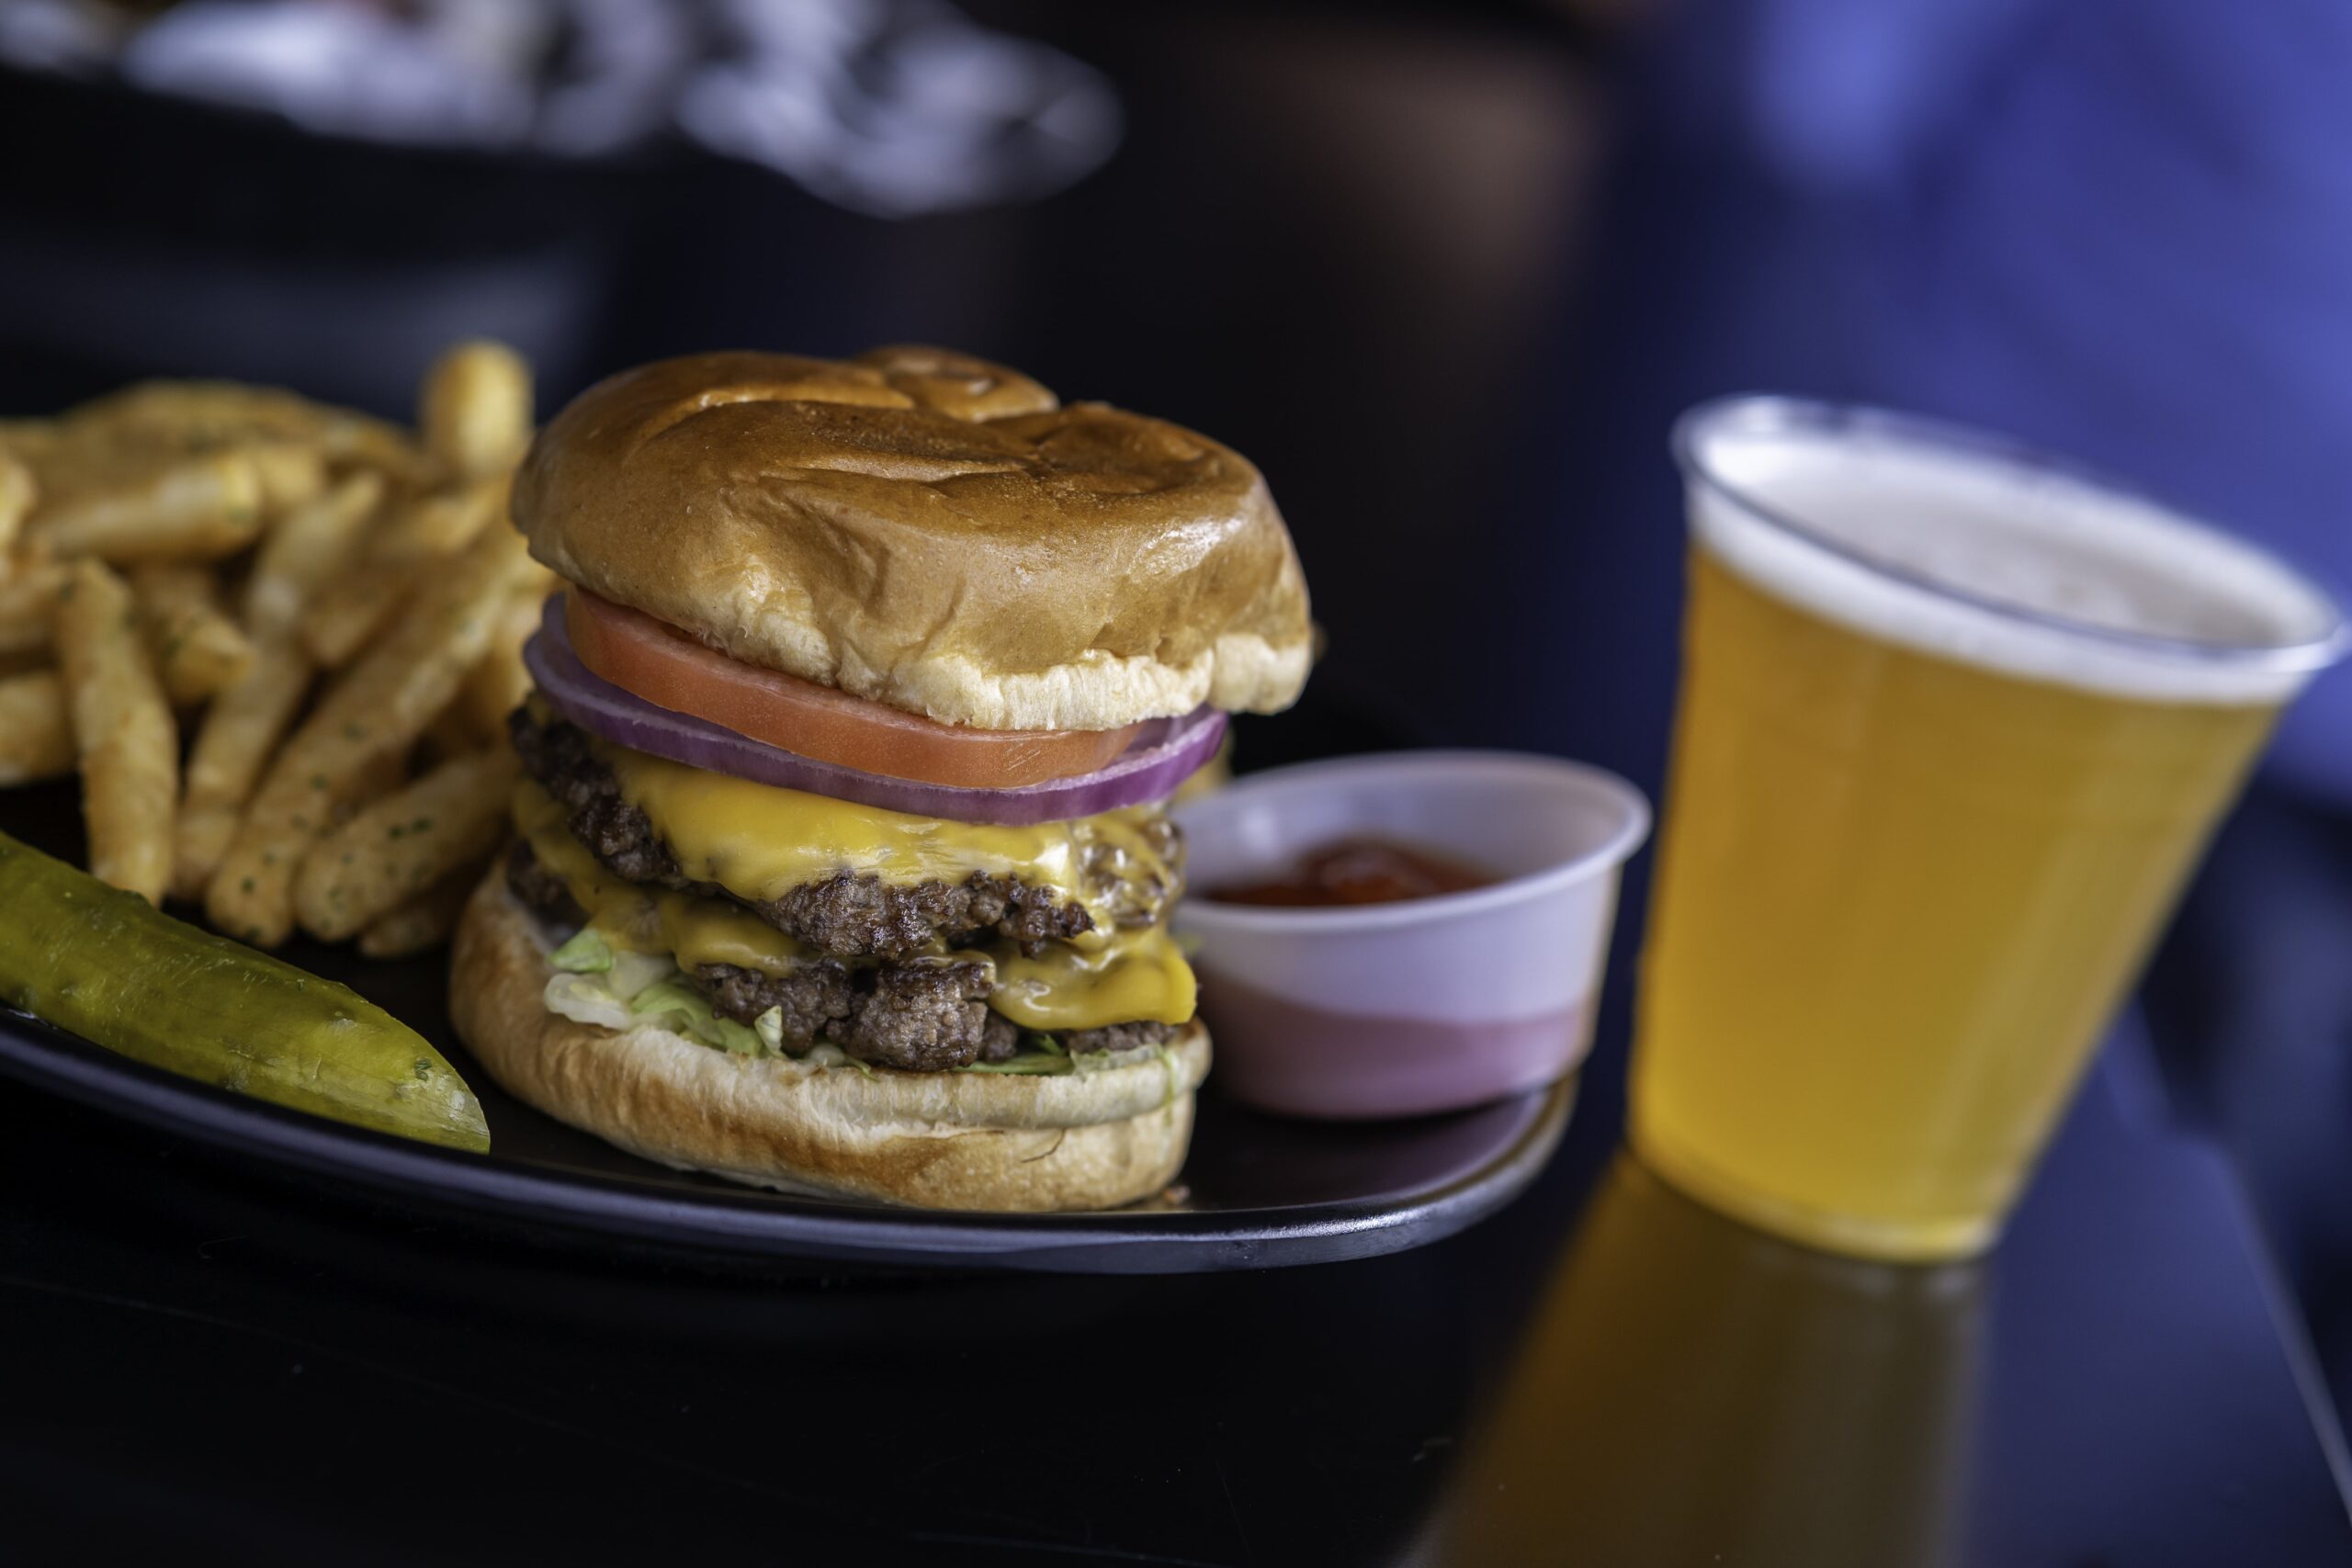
[0,342,551,958]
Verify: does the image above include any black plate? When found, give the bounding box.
[0,782,1571,1272]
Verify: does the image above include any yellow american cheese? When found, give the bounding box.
[589,735,1176,952]
[514,780,808,973]
[512,780,1195,1031]
[986,931,1196,1032]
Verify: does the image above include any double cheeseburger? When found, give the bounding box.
[451,347,1313,1210]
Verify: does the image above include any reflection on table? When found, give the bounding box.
[1419,1150,1985,1568]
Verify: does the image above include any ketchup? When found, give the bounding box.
[1206,836,1496,907]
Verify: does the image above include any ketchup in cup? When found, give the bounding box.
[1206,837,1496,908]
[1173,752,1652,1120]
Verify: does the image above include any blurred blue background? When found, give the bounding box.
[3,0,2348,1420]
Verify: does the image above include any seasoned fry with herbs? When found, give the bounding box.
[173,646,311,901]
[52,380,420,482]
[33,449,266,563]
[368,474,507,568]
[54,560,176,902]
[446,572,552,747]
[246,442,327,517]
[0,562,66,658]
[209,525,537,945]
[296,747,520,942]
[357,870,481,959]
[133,563,254,705]
[0,453,34,562]
[243,469,383,638]
[421,340,533,483]
[300,554,421,669]
[0,670,74,785]
[14,341,537,958]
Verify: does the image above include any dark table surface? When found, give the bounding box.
[5,1004,2348,1565]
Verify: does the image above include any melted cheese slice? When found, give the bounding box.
[985,932,1196,1032]
[514,782,1195,1031]
[590,736,1177,951]
[515,781,809,973]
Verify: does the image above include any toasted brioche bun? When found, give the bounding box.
[451,874,1209,1211]
[513,345,1313,733]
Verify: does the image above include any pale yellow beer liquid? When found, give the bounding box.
[1633,548,2281,1260]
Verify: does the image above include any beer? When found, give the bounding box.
[1633,401,2342,1260]
[1422,1156,1982,1566]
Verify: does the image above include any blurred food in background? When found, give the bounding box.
[0,0,1117,216]
[0,0,1125,422]
[0,338,550,959]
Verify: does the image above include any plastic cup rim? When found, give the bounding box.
[1175,750,1651,933]
[1672,394,2351,676]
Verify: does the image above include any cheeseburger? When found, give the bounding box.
[450,347,1313,1210]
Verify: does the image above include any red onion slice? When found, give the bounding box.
[524,601,1226,825]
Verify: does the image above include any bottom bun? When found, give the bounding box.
[450,874,1208,1211]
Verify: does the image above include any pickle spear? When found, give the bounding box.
[0,830,489,1151]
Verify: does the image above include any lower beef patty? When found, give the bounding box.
[509,842,1180,1073]
[511,708,1178,961]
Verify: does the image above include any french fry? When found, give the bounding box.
[57,381,418,479]
[0,669,74,785]
[0,418,60,463]
[54,560,175,902]
[243,469,383,638]
[298,475,514,667]
[356,868,483,959]
[0,561,66,658]
[333,746,412,830]
[420,340,532,483]
[172,643,311,902]
[248,442,328,517]
[449,575,551,746]
[0,453,33,563]
[368,474,508,568]
[132,564,255,706]
[295,748,519,941]
[32,449,265,563]
[208,525,537,945]
[300,555,422,669]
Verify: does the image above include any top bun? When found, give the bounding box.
[514,346,1314,732]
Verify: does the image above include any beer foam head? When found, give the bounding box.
[1680,400,2345,705]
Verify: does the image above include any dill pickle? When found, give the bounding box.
[0,831,488,1151]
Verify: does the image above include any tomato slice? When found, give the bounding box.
[563,592,1143,789]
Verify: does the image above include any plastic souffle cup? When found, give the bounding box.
[1173,751,1650,1120]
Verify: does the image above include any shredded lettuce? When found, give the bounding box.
[546,955,829,1062]
[707,1015,763,1055]
[548,927,614,974]
[628,979,708,1024]
[543,971,634,1030]
[964,1052,1075,1076]
[540,949,1135,1081]
[607,947,673,1002]
[626,979,761,1054]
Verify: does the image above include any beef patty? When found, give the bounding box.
[512,708,1181,960]
[508,841,1182,1072]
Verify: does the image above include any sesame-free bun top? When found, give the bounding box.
[514,346,1314,732]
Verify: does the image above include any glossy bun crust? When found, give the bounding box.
[451,875,1207,1212]
[514,345,1314,732]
